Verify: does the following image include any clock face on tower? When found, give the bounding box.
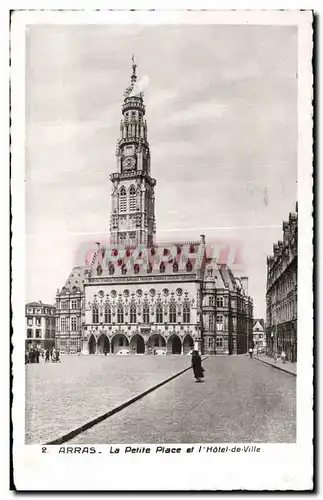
[123,156,136,171]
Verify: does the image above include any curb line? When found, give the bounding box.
[45,357,208,445]
[254,357,296,377]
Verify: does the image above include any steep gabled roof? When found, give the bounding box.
[253,318,265,329]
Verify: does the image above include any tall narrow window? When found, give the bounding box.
[143,304,150,324]
[209,315,214,330]
[216,315,223,331]
[183,303,190,323]
[117,305,124,323]
[71,300,77,309]
[130,305,137,323]
[160,262,165,273]
[109,264,115,275]
[71,317,77,332]
[61,318,67,331]
[216,297,224,308]
[92,307,99,323]
[186,260,192,272]
[173,261,178,272]
[105,305,111,323]
[120,186,127,212]
[156,303,163,323]
[129,185,136,212]
[169,303,176,323]
[209,296,214,306]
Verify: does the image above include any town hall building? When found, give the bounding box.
[55,58,254,356]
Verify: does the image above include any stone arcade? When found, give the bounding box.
[55,58,254,355]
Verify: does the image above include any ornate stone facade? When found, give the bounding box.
[55,58,254,355]
[266,204,298,362]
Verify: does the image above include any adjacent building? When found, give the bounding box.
[55,58,254,355]
[266,204,298,362]
[252,319,266,350]
[25,301,56,351]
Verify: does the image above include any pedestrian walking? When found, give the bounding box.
[191,350,204,382]
[249,347,253,359]
[29,349,35,363]
[281,350,286,364]
[45,349,50,363]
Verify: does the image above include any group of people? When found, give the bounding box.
[25,348,40,364]
[25,347,60,364]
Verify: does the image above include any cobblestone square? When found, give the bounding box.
[25,355,191,444]
[26,355,296,445]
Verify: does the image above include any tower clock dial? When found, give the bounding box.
[123,156,136,170]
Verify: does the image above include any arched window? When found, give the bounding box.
[183,303,190,323]
[143,303,150,323]
[134,264,140,274]
[160,262,165,273]
[120,186,127,212]
[129,186,136,212]
[169,303,176,323]
[130,304,137,323]
[156,303,163,323]
[92,307,99,323]
[186,259,192,272]
[109,264,115,275]
[121,264,127,275]
[105,305,111,324]
[173,261,178,272]
[117,305,124,323]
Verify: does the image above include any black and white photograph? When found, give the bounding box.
[11,8,313,491]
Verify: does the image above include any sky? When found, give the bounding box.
[25,24,298,318]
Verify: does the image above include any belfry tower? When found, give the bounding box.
[110,56,156,247]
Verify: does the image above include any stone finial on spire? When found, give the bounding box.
[131,54,137,84]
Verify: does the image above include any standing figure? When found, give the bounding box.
[191,350,204,382]
[249,347,253,359]
[45,349,50,363]
[281,350,286,364]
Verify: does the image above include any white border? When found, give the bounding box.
[11,8,313,491]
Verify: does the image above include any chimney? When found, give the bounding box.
[240,277,249,295]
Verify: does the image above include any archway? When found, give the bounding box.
[97,334,110,354]
[88,334,96,354]
[183,334,194,354]
[111,334,129,354]
[167,334,182,355]
[130,334,145,354]
[148,334,166,354]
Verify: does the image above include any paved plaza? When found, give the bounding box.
[25,355,296,445]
